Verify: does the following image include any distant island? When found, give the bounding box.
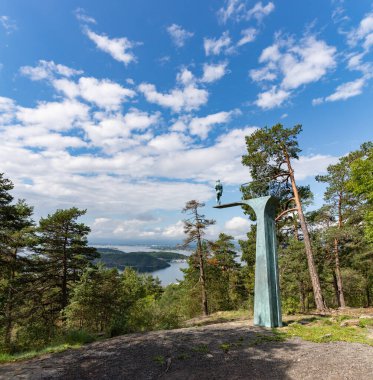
[96,248,188,273]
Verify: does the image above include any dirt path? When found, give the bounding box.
[0,321,372,380]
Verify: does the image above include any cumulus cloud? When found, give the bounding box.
[322,78,365,103]
[247,1,275,21]
[188,111,234,139]
[237,28,257,46]
[204,32,232,56]
[254,86,290,109]
[218,0,274,24]
[138,69,208,113]
[162,220,185,238]
[53,77,136,110]
[85,28,138,65]
[201,62,228,83]
[16,99,89,131]
[20,60,83,81]
[148,133,190,151]
[167,24,194,47]
[252,35,336,109]
[347,12,373,50]
[225,216,251,239]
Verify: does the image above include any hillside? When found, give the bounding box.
[1,317,372,379]
[96,248,187,272]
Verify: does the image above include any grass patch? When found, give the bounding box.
[281,317,373,346]
[0,343,82,363]
[219,343,231,353]
[192,344,210,354]
[359,318,373,328]
[249,331,287,346]
[176,353,190,360]
[153,355,165,365]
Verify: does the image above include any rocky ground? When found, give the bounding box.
[0,318,372,380]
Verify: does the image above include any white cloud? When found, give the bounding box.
[201,62,228,83]
[237,28,257,46]
[217,0,240,24]
[0,15,17,33]
[259,43,281,62]
[162,220,185,238]
[325,78,365,102]
[139,69,208,113]
[53,77,136,110]
[281,37,337,90]
[167,24,194,47]
[255,86,290,109]
[188,111,234,139]
[252,36,336,109]
[204,32,232,56]
[217,0,274,24]
[293,155,339,180]
[16,99,89,131]
[348,12,373,50]
[176,68,195,86]
[148,133,190,151]
[249,64,277,82]
[0,96,16,124]
[20,60,83,81]
[85,28,137,65]
[313,77,366,105]
[312,97,323,106]
[247,1,275,21]
[74,8,96,24]
[225,216,251,239]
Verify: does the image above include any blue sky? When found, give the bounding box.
[1,0,372,243]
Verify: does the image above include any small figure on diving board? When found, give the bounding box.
[215,179,223,205]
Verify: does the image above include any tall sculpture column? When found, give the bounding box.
[214,195,282,327]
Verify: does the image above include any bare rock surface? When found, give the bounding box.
[0,320,372,380]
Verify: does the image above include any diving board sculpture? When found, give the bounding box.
[214,188,282,328]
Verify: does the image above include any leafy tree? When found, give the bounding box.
[242,124,326,311]
[182,200,215,316]
[347,143,373,243]
[65,264,121,333]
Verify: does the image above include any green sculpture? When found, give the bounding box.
[214,195,282,328]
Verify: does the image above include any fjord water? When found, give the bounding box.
[96,245,190,286]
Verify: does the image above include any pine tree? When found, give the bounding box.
[35,208,98,312]
[0,174,35,350]
[242,124,326,311]
[182,200,215,316]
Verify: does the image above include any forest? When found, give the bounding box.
[0,124,372,357]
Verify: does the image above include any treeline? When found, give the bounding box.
[0,175,246,354]
[0,124,371,355]
[0,180,181,353]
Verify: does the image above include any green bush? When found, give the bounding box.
[63,330,96,345]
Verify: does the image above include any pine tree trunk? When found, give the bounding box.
[332,272,341,307]
[334,194,346,308]
[366,285,371,307]
[196,241,208,316]
[334,238,346,308]
[195,211,208,316]
[62,235,68,309]
[4,249,17,349]
[284,151,326,312]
